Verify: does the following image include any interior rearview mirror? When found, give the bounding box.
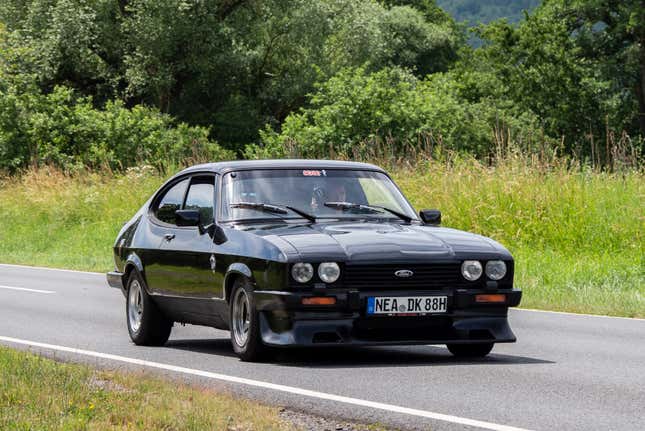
[419,209,441,225]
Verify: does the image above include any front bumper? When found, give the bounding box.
[254,288,522,347]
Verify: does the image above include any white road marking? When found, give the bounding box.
[0,335,533,431]
[0,263,102,276]
[516,308,645,322]
[0,285,55,294]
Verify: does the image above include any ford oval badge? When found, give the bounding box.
[395,269,413,278]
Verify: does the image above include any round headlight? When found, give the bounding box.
[291,263,314,283]
[485,260,507,280]
[461,260,483,281]
[318,262,340,283]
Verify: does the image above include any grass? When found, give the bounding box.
[0,346,292,430]
[0,166,162,271]
[0,157,642,317]
[393,156,644,317]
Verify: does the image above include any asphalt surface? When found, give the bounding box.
[0,263,643,431]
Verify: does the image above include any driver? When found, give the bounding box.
[311,181,347,211]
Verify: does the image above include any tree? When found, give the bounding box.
[473,0,644,157]
[1,0,464,151]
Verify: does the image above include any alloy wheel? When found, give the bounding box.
[128,279,144,333]
[232,288,251,347]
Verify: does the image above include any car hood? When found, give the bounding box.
[251,221,512,263]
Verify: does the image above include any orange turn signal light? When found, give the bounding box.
[475,294,506,303]
[302,296,337,305]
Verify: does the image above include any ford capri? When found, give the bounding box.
[107,160,522,361]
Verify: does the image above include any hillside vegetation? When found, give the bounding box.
[1,1,643,171]
[1,157,642,317]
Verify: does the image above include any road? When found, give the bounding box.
[0,263,643,431]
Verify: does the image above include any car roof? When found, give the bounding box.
[178,159,386,175]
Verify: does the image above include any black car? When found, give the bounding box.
[107,160,521,361]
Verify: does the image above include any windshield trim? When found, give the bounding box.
[217,168,419,223]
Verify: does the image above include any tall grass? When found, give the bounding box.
[0,166,162,270]
[392,155,644,316]
[0,156,642,316]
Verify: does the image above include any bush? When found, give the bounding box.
[0,84,234,173]
[246,66,542,159]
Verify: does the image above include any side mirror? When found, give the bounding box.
[211,224,228,245]
[175,209,201,227]
[175,209,228,244]
[419,209,441,226]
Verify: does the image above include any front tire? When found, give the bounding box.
[447,343,494,358]
[229,278,265,361]
[126,271,172,346]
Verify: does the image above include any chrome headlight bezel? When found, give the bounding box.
[318,262,340,283]
[485,260,507,281]
[291,262,314,283]
[461,260,483,281]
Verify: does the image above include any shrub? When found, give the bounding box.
[0,84,234,173]
[246,66,542,159]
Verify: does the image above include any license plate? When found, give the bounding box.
[367,296,448,315]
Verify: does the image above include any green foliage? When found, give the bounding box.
[472,0,645,157]
[248,66,541,158]
[0,0,464,153]
[0,79,233,172]
[1,0,643,168]
[0,0,126,101]
[0,18,233,172]
[382,0,455,24]
[379,5,460,75]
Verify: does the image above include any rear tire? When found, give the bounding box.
[229,278,265,361]
[446,343,494,358]
[126,271,172,346]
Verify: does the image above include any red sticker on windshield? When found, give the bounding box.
[302,170,321,176]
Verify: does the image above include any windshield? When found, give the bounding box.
[221,169,417,222]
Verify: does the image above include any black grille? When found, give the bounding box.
[343,263,476,291]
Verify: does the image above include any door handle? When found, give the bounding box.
[164,233,175,241]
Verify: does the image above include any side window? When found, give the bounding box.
[184,176,215,223]
[155,179,189,224]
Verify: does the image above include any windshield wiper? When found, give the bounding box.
[324,201,412,223]
[230,202,316,223]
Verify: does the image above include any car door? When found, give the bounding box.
[144,176,191,295]
[153,174,227,324]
